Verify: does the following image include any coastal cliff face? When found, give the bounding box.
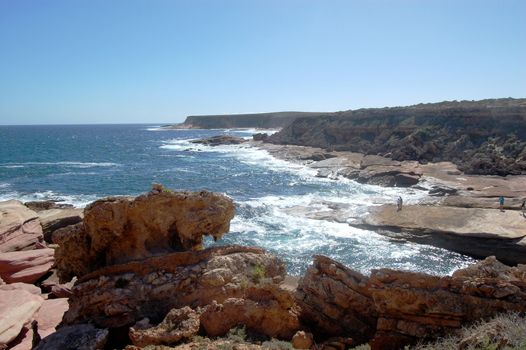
[179,112,323,129]
[268,98,526,175]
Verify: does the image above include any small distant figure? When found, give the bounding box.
[521,199,525,217]
[397,196,403,212]
[499,196,505,212]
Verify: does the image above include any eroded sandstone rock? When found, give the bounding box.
[0,200,43,252]
[0,248,54,284]
[54,189,235,282]
[295,255,377,344]
[129,306,200,347]
[297,255,526,350]
[199,283,300,339]
[37,208,83,243]
[62,245,298,339]
[0,288,44,346]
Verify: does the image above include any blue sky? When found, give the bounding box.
[0,0,525,125]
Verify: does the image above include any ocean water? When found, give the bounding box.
[0,124,475,275]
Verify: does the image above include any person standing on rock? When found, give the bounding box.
[499,196,505,212]
[521,199,525,217]
[397,196,403,212]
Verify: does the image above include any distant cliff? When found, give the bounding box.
[268,98,526,175]
[167,112,324,129]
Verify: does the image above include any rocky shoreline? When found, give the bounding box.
[1,186,526,350]
[249,140,526,266]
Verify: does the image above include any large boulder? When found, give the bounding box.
[37,208,83,243]
[295,255,377,344]
[296,255,526,350]
[199,283,300,339]
[62,245,300,341]
[53,189,235,282]
[10,298,69,350]
[129,306,200,347]
[0,248,54,284]
[0,287,44,346]
[0,200,43,252]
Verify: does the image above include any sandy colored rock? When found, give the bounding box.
[291,331,314,349]
[199,283,300,339]
[37,208,83,243]
[33,324,108,350]
[54,189,235,282]
[354,204,526,264]
[129,306,200,347]
[0,248,54,283]
[62,246,295,335]
[0,200,43,252]
[0,288,44,346]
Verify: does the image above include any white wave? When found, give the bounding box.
[0,165,25,169]
[0,190,99,208]
[0,161,119,168]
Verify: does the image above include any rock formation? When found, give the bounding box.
[62,245,299,337]
[0,248,54,284]
[0,200,43,252]
[47,187,300,347]
[353,204,526,265]
[37,208,83,243]
[166,111,322,129]
[191,135,247,146]
[0,286,44,345]
[129,306,200,347]
[54,189,235,282]
[297,255,526,350]
[295,255,377,344]
[268,98,526,176]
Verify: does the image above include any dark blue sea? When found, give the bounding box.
[0,124,475,275]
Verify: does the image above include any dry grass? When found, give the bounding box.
[411,313,526,350]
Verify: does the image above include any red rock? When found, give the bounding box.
[0,282,41,295]
[0,248,54,284]
[291,331,314,349]
[0,288,43,346]
[10,298,69,350]
[297,255,526,350]
[0,200,43,252]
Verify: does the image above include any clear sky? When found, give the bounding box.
[0,0,525,125]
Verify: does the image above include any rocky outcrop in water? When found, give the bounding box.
[297,255,526,350]
[53,189,235,282]
[191,135,247,146]
[268,98,526,176]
